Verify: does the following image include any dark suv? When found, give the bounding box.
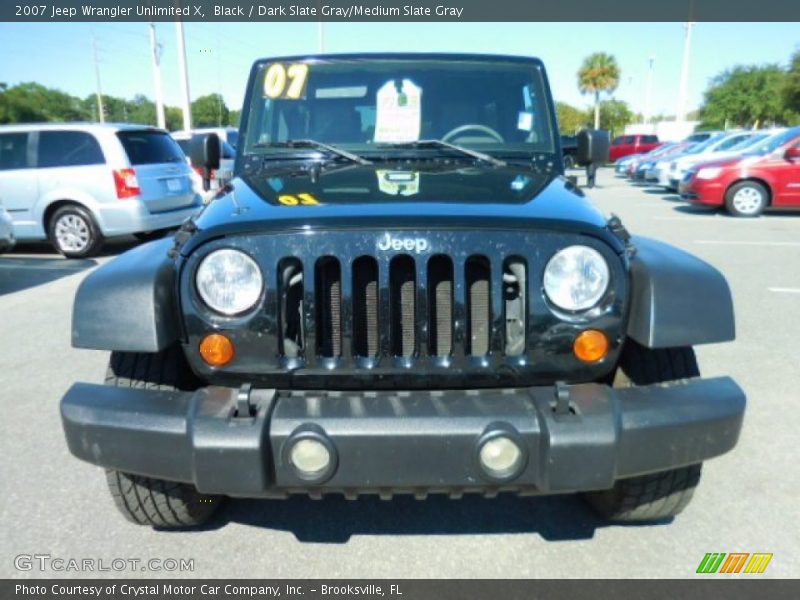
[61,54,744,528]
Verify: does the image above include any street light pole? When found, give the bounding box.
[676,22,695,123]
[644,56,654,124]
[91,36,105,123]
[149,23,166,129]
[175,20,192,130]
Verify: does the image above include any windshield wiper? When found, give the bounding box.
[377,139,507,167]
[253,139,372,165]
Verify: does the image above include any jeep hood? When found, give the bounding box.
[186,163,615,252]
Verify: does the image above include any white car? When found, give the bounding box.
[0,199,15,253]
[173,126,239,149]
[652,131,730,189]
[0,123,201,257]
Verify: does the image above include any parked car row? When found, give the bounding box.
[615,127,800,217]
[0,123,239,257]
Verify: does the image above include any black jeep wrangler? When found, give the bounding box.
[61,54,745,528]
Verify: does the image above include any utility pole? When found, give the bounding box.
[91,36,105,123]
[676,22,695,123]
[175,20,192,130]
[644,56,654,124]
[317,0,324,52]
[149,23,166,129]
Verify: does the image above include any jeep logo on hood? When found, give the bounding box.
[377,233,430,254]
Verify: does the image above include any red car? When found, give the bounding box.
[680,126,800,217]
[609,133,660,162]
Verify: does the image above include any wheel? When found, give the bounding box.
[104,346,222,528]
[48,204,103,258]
[725,180,768,217]
[583,340,703,522]
[563,155,575,170]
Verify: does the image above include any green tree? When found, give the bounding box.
[598,99,634,137]
[165,107,185,131]
[700,65,787,129]
[228,109,241,128]
[191,94,229,127]
[0,82,88,124]
[577,53,620,129]
[556,101,589,134]
[781,50,800,124]
[127,94,157,126]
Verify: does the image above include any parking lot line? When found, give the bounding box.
[768,288,800,294]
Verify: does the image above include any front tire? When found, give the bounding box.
[104,346,222,528]
[725,180,768,217]
[48,204,103,258]
[583,341,703,522]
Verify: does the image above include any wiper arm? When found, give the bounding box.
[378,139,507,167]
[254,139,372,165]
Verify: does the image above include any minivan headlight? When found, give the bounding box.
[696,167,722,180]
[196,249,263,315]
[543,246,610,311]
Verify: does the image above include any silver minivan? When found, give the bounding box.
[0,123,202,257]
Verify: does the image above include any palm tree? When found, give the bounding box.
[578,53,621,129]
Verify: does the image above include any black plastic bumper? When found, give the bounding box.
[61,377,745,498]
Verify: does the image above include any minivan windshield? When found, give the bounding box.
[743,127,800,156]
[243,57,556,159]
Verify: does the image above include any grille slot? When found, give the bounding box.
[352,256,379,358]
[503,258,527,356]
[428,255,453,357]
[315,257,342,358]
[278,258,304,358]
[465,255,491,357]
[390,255,416,357]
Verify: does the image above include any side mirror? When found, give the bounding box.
[784,146,800,160]
[188,133,222,191]
[576,129,610,166]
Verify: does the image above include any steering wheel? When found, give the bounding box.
[442,124,504,143]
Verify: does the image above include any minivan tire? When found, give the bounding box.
[725,181,768,217]
[48,204,104,258]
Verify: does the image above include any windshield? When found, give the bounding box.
[243,57,556,159]
[744,128,800,156]
[727,133,767,151]
[685,133,726,155]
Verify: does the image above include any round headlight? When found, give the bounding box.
[196,249,263,315]
[543,245,610,311]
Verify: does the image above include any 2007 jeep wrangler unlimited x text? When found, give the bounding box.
[61,54,745,528]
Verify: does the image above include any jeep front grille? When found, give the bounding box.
[277,253,526,363]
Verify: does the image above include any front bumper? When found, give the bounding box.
[61,377,745,498]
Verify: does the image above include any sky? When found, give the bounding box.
[0,22,798,118]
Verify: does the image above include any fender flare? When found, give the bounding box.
[72,238,181,352]
[627,236,735,348]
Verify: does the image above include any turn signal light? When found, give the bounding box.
[573,329,609,363]
[199,333,235,367]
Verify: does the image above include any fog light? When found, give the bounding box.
[199,333,235,366]
[479,436,523,479]
[290,438,332,478]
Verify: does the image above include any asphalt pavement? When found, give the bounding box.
[1,168,798,579]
